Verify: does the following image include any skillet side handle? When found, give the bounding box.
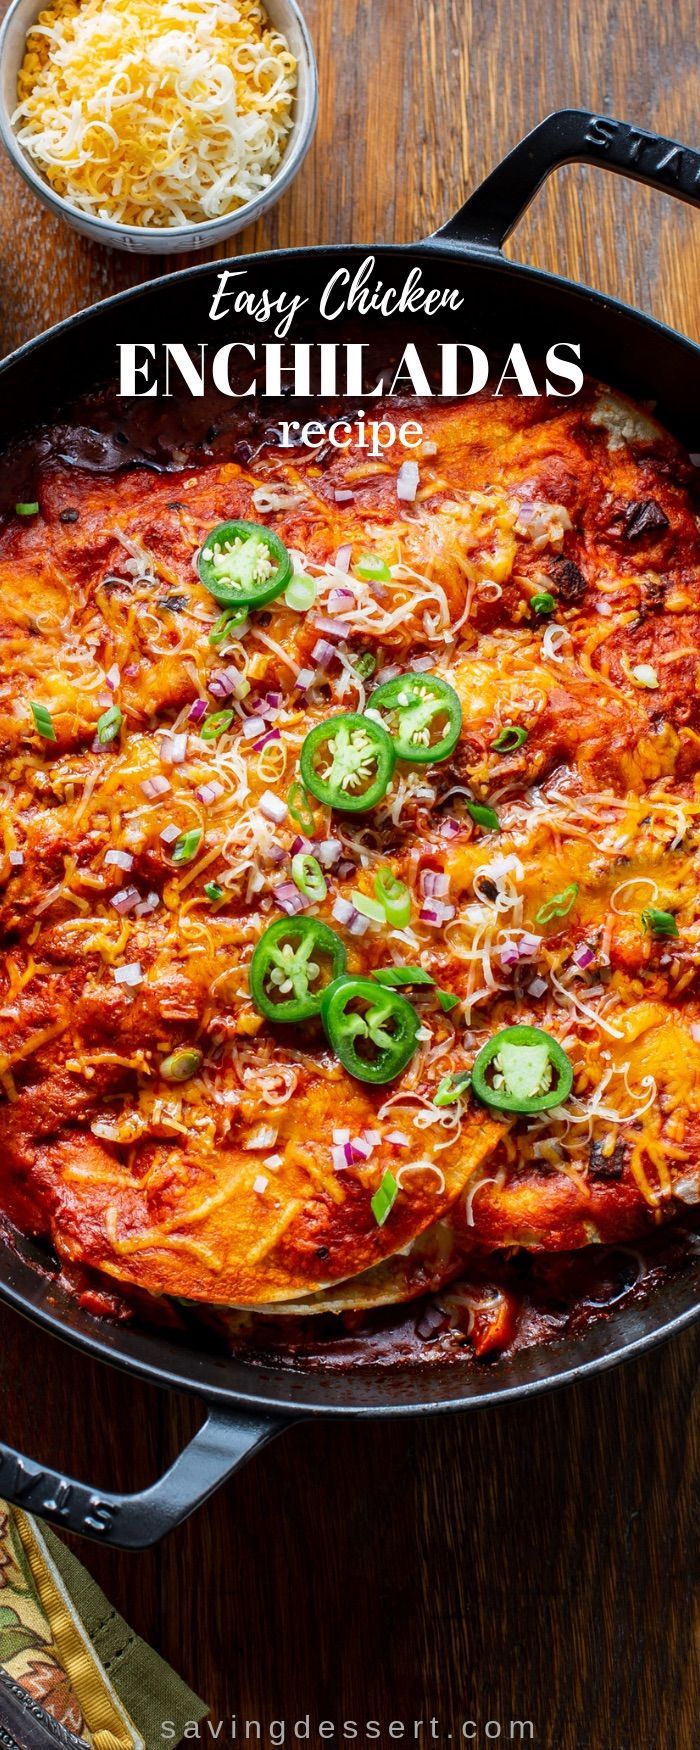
[434,108,700,252]
[0,1406,287,1549]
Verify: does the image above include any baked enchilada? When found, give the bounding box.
[1,381,699,1355]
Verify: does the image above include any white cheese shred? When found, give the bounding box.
[14,0,297,228]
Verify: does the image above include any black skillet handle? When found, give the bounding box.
[433,108,700,252]
[0,1405,287,1549]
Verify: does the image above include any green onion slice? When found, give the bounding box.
[491,725,528,753]
[97,704,123,746]
[352,889,386,923]
[285,574,317,612]
[371,965,458,1012]
[535,883,579,926]
[16,502,39,517]
[356,554,391,583]
[292,853,327,903]
[160,1048,203,1083]
[201,709,234,741]
[204,882,224,902]
[371,1169,399,1226]
[209,607,249,646]
[287,780,316,832]
[531,591,556,616]
[30,701,56,741]
[466,800,500,832]
[641,906,678,938]
[172,828,203,865]
[434,1069,472,1107]
[374,868,412,927]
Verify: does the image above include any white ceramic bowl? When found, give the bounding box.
[0,0,318,253]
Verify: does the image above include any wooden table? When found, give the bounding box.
[0,2,698,1743]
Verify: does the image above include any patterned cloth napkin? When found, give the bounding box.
[0,1503,208,1750]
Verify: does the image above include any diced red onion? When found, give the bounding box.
[348,1134,373,1161]
[291,835,313,855]
[691,1023,700,1043]
[135,890,160,917]
[9,849,24,867]
[253,727,282,753]
[528,976,548,998]
[363,1129,381,1147]
[196,780,224,807]
[105,847,133,871]
[332,896,356,926]
[413,655,434,672]
[387,1130,409,1146]
[397,460,420,502]
[141,774,171,800]
[317,837,342,867]
[209,667,240,700]
[161,731,188,767]
[518,932,541,959]
[334,488,354,503]
[337,858,356,879]
[105,664,120,692]
[111,885,141,915]
[253,728,281,756]
[334,543,352,573]
[97,690,112,708]
[439,818,460,839]
[114,962,143,987]
[189,698,208,725]
[249,693,280,722]
[419,901,456,926]
[266,841,286,866]
[328,588,355,613]
[331,1146,349,1172]
[312,616,348,640]
[333,893,372,933]
[422,869,450,899]
[310,638,336,671]
[500,932,540,968]
[295,667,315,690]
[573,943,595,969]
[243,715,266,740]
[374,663,401,684]
[259,790,288,825]
[333,1129,350,1145]
[274,882,310,916]
[160,822,181,845]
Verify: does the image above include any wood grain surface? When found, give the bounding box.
[0,2,698,1746]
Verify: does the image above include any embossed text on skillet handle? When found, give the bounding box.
[432,108,700,253]
[0,1405,286,1549]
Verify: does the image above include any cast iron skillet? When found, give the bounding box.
[0,109,699,1548]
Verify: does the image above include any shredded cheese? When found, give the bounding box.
[14,0,297,228]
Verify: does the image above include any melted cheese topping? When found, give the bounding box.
[1,381,700,1307]
[14,0,296,228]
